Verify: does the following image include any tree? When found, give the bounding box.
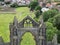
[35,10,41,18]
[53,14,60,30]
[48,14,60,43]
[29,1,38,11]
[57,30,60,43]
[53,14,60,43]
[0,0,4,2]
[35,6,42,13]
[45,22,58,41]
[43,9,58,22]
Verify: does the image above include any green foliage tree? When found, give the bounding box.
[10,3,18,8]
[35,6,42,13]
[53,14,60,43]
[43,9,58,22]
[45,22,58,41]
[29,1,38,11]
[0,0,4,2]
[48,18,54,24]
[48,14,60,43]
[35,10,41,18]
[53,14,60,30]
[21,32,36,45]
[57,30,60,43]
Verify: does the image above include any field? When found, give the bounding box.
[0,7,35,43]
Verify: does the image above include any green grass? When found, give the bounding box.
[0,7,35,42]
[21,32,36,45]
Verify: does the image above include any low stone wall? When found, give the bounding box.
[47,34,59,45]
[47,41,53,45]
[0,7,16,14]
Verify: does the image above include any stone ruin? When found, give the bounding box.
[0,16,47,45]
[0,16,59,45]
[9,16,46,45]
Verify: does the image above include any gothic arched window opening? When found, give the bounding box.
[24,19,33,28]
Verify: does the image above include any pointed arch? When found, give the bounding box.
[20,32,36,45]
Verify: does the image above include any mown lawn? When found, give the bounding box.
[21,32,36,45]
[0,7,35,43]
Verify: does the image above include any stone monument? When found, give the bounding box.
[9,16,47,45]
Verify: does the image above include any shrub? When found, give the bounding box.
[48,18,54,24]
[48,14,60,43]
[35,6,42,13]
[10,3,18,8]
[54,14,60,43]
[5,2,11,4]
[43,9,58,22]
[46,22,58,41]
[0,0,4,1]
[53,14,60,30]
[35,6,41,11]
[29,1,38,11]
[34,17,39,22]
[35,10,41,18]
[57,30,60,43]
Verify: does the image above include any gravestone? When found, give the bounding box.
[9,16,47,45]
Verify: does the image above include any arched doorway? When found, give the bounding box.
[10,16,46,45]
[20,32,36,45]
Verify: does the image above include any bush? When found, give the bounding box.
[5,2,11,4]
[57,31,60,43]
[0,0,4,1]
[29,1,38,11]
[35,10,41,18]
[43,9,58,22]
[34,17,39,22]
[46,22,58,41]
[54,14,60,43]
[48,18,54,24]
[35,6,42,13]
[53,14,60,30]
[48,14,60,43]
[10,3,18,8]
[35,6,41,11]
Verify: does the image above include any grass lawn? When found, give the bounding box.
[0,7,35,43]
[21,32,36,45]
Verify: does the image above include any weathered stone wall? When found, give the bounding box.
[9,16,46,45]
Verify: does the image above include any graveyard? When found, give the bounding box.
[0,0,60,45]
